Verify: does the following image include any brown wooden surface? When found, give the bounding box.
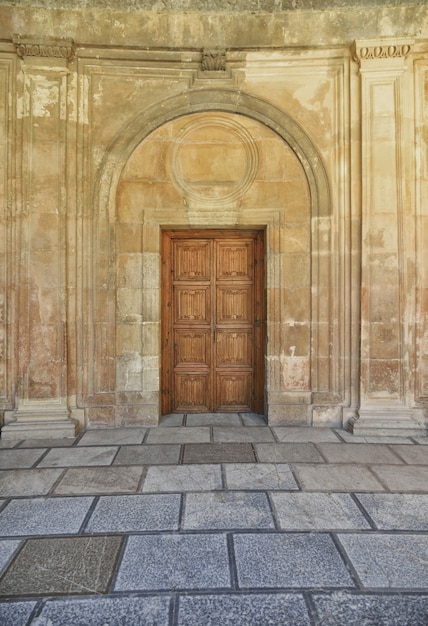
[162,229,264,414]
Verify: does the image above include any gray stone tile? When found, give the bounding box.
[114,534,231,591]
[85,494,181,532]
[213,426,275,443]
[145,427,210,444]
[338,534,428,588]
[0,469,63,497]
[415,437,428,444]
[270,492,371,530]
[0,440,20,449]
[255,443,324,463]
[0,539,22,574]
[18,438,76,448]
[370,465,428,492]
[177,593,311,626]
[0,601,38,626]
[356,493,428,530]
[35,596,171,626]
[337,430,415,445]
[186,413,241,427]
[77,427,146,446]
[293,464,385,492]
[240,413,267,426]
[317,442,403,464]
[159,414,185,427]
[183,492,274,530]
[53,466,143,495]
[312,592,428,626]
[389,444,428,465]
[37,446,118,467]
[233,533,353,588]
[273,427,340,443]
[0,496,93,536]
[0,448,46,469]
[224,463,298,490]
[114,444,180,465]
[0,536,122,596]
[183,443,255,464]
[142,464,222,492]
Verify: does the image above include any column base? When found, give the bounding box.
[348,407,426,438]
[1,409,79,441]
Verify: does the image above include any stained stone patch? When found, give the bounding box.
[145,427,210,444]
[114,444,180,465]
[186,413,241,426]
[224,463,298,490]
[85,494,181,532]
[337,534,428,588]
[0,601,38,626]
[272,427,340,443]
[0,536,123,596]
[312,592,428,626]
[233,533,354,589]
[0,469,63,497]
[114,534,231,591]
[293,464,385,491]
[213,426,275,443]
[270,493,371,530]
[255,443,324,463]
[177,593,312,626]
[77,427,146,446]
[0,448,46,469]
[183,443,255,464]
[183,492,274,530]
[316,443,403,464]
[388,444,428,465]
[36,595,171,626]
[370,465,428,492]
[0,540,22,573]
[37,446,118,467]
[142,464,222,492]
[0,496,93,537]
[240,413,267,426]
[356,493,428,530]
[53,466,143,495]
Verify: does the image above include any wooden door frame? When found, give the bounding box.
[161,228,265,415]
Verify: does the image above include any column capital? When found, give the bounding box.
[352,37,413,69]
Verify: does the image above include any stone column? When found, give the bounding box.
[2,36,78,439]
[349,38,425,436]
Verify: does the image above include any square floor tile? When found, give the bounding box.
[0,469,63,497]
[272,427,340,443]
[0,449,46,469]
[370,465,428,492]
[356,493,428,530]
[0,601,38,626]
[77,428,147,446]
[114,534,230,591]
[183,443,255,464]
[389,445,428,465]
[0,536,123,596]
[0,540,22,574]
[37,446,118,467]
[183,492,274,530]
[337,534,428,588]
[145,428,210,445]
[186,414,241,427]
[36,596,171,626]
[0,496,93,537]
[317,443,403,464]
[54,466,143,495]
[233,533,353,588]
[255,443,324,463]
[224,463,298,490]
[177,593,311,626]
[142,465,222,492]
[270,492,371,530]
[293,464,385,492]
[114,444,180,466]
[85,494,181,533]
[213,427,275,443]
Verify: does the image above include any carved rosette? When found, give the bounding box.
[352,38,413,65]
[201,49,226,72]
[13,35,75,62]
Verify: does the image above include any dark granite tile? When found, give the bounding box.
[0,600,38,626]
[182,443,256,464]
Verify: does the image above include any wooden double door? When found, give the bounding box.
[162,229,265,414]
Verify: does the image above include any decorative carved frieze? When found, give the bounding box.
[201,49,226,71]
[352,38,413,65]
[13,35,75,62]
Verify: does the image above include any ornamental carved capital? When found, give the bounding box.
[201,49,226,72]
[13,34,75,62]
[352,38,413,65]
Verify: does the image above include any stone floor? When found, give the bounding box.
[0,413,428,625]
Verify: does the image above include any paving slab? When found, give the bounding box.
[255,442,324,463]
[18,438,76,448]
[35,596,171,626]
[142,464,222,492]
[388,444,428,465]
[337,534,428,588]
[213,426,275,443]
[415,437,428,445]
[37,446,118,467]
[356,493,428,530]
[145,427,210,444]
[270,492,371,530]
[0,536,123,597]
[0,496,93,537]
[292,463,385,492]
[312,592,428,626]
[159,414,185,427]
[183,492,274,530]
[77,428,146,446]
[337,430,415,445]
[273,427,340,443]
[113,444,180,466]
[0,540,22,574]
[114,534,231,591]
[53,466,143,495]
[0,468,63,497]
[186,413,241,427]
[224,463,298,490]
[370,465,428,492]
[0,448,46,469]
[177,593,311,626]
[240,413,267,426]
[183,443,255,464]
[316,442,403,464]
[85,494,181,533]
[0,601,38,626]
[233,533,354,589]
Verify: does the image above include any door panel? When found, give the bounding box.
[162,229,264,414]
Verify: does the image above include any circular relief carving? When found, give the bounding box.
[170,115,258,205]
